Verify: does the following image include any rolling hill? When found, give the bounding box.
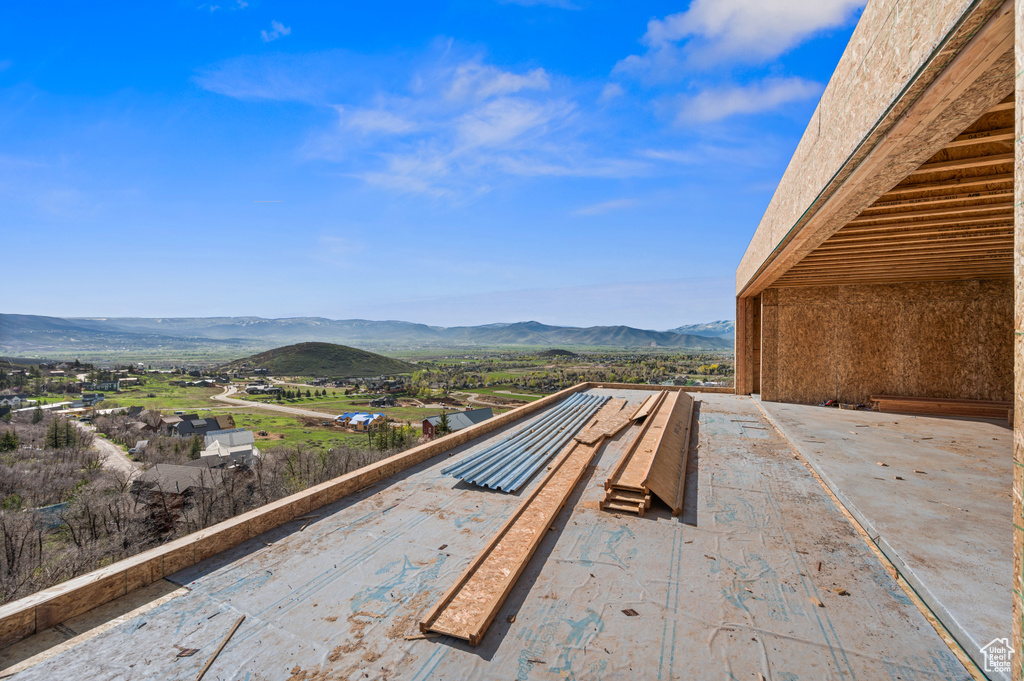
[220,342,414,378]
[0,314,734,357]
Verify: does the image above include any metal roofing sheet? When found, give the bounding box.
[441,392,607,492]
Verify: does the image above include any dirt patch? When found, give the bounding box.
[386,589,436,640]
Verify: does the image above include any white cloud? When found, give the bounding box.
[199,46,658,196]
[616,0,864,77]
[599,82,624,102]
[261,20,291,43]
[572,198,636,216]
[676,77,822,122]
[446,61,550,101]
[341,107,420,135]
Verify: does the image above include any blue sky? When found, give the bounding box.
[2,0,863,329]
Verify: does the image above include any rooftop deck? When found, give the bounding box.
[2,390,976,680]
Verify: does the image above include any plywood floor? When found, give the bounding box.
[3,391,969,680]
[758,398,1011,680]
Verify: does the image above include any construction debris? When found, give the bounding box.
[441,393,609,492]
[195,615,245,681]
[420,399,631,646]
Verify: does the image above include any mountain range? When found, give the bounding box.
[0,314,734,357]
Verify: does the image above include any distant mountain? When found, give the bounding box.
[0,314,252,355]
[1,314,733,356]
[668,320,734,339]
[221,342,414,378]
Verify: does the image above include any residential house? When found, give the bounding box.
[175,414,236,438]
[422,408,493,439]
[349,413,386,432]
[201,429,260,465]
[0,395,28,408]
[82,380,120,392]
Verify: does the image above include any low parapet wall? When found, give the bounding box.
[0,382,718,649]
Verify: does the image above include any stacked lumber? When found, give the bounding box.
[420,399,633,646]
[870,395,1012,420]
[601,390,695,516]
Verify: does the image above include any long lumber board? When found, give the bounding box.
[870,395,1011,420]
[642,390,694,516]
[574,399,629,444]
[603,391,667,490]
[420,400,630,645]
[607,391,678,492]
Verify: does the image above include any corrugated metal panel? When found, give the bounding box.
[442,393,608,492]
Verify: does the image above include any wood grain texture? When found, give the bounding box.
[760,279,1012,404]
[611,392,678,492]
[642,391,695,515]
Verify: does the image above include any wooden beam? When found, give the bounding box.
[907,151,1013,175]
[987,100,1015,112]
[795,245,1013,267]
[806,233,1015,254]
[942,126,1015,148]
[880,172,1013,198]
[643,392,695,516]
[868,188,1012,210]
[776,269,1012,286]
[849,200,1013,224]
[825,225,1013,245]
[837,213,1013,234]
[790,252,1014,272]
[779,262,1011,280]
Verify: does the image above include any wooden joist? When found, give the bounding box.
[879,172,1012,199]
[942,126,1014,148]
[906,152,1013,176]
[419,399,632,646]
[870,395,1012,421]
[601,390,695,516]
[847,199,1013,225]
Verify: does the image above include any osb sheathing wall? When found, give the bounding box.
[1011,0,1023,675]
[759,279,1012,404]
[737,0,1013,294]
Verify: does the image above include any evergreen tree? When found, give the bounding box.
[190,434,203,459]
[436,411,452,436]
[31,405,44,424]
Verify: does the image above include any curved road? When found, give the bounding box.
[211,386,343,420]
[73,421,141,477]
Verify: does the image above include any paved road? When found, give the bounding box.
[211,386,341,420]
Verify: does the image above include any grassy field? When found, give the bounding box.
[94,375,222,410]
[230,412,395,450]
[467,387,545,401]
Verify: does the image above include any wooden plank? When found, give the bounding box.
[848,199,1013,224]
[942,126,1014,148]
[607,392,677,492]
[643,392,695,516]
[604,392,666,489]
[574,399,629,445]
[870,395,1012,420]
[629,392,662,421]
[867,188,1013,210]
[906,152,1013,175]
[879,172,1013,198]
[420,400,624,645]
